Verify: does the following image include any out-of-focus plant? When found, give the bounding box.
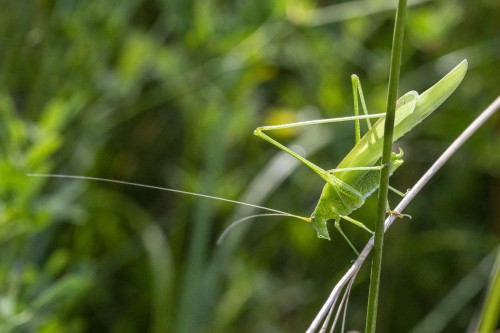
[0,0,498,332]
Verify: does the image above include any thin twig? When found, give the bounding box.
[307,96,500,332]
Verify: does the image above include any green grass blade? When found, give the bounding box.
[477,247,500,332]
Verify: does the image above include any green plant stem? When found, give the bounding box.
[365,0,408,332]
[478,246,500,332]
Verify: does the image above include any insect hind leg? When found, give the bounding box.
[351,74,373,144]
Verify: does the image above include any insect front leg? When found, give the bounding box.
[386,200,412,220]
[388,185,407,197]
[386,209,412,219]
[340,215,374,234]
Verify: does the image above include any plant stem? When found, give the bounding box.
[477,246,500,332]
[365,0,408,332]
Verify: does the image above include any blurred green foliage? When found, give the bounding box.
[0,0,499,332]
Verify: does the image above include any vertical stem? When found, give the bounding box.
[477,246,500,332]
[365,1,407,332]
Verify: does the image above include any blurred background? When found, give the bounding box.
[0,0,499,332]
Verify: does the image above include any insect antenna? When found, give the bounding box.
[216,212,310,245]
[27,174,311,237]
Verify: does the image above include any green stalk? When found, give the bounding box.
[365,0,408,332]
[477,246,500,332]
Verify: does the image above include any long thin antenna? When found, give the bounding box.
[216,213,289,245]
[27,173,311,223]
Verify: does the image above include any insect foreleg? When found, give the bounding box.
[340,215,374,234]
[388,185,406,197]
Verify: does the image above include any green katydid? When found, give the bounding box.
[28,59,468,251]
[254,59,468,246]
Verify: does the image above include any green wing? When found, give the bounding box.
[336,59,468,186]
